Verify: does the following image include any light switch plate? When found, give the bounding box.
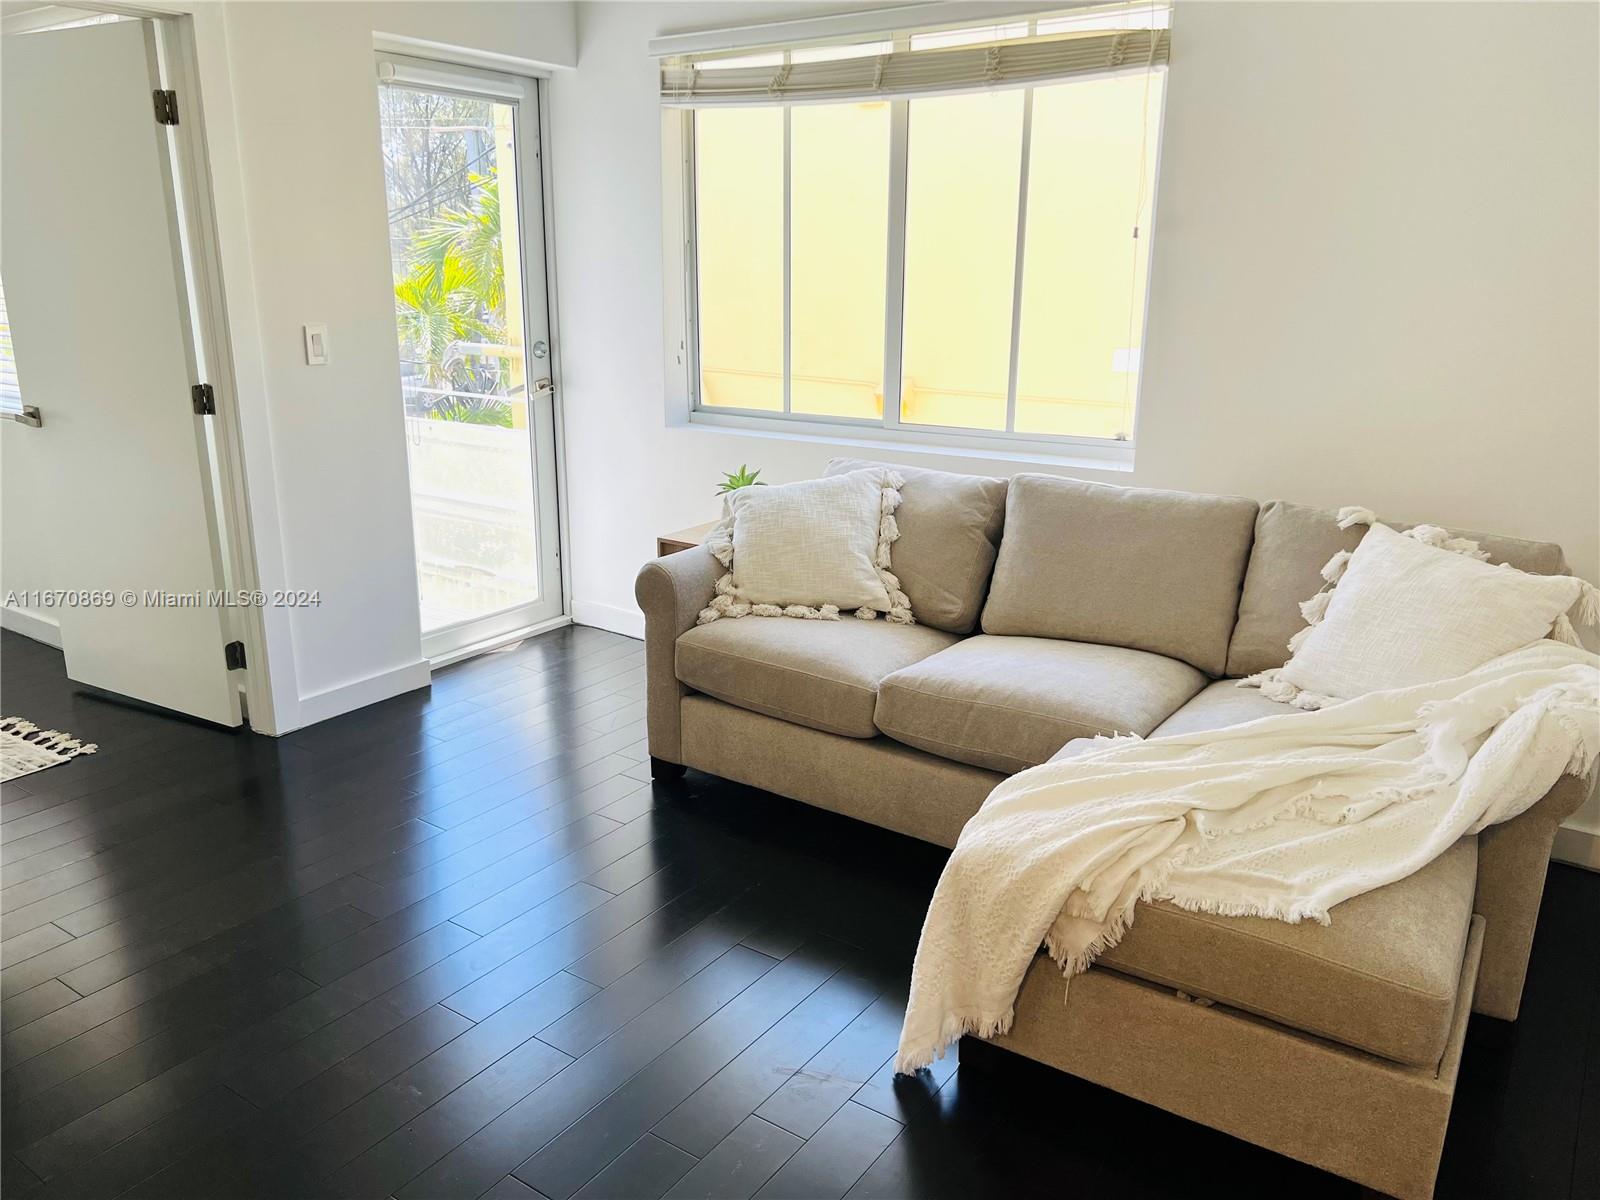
[303,323,329,366]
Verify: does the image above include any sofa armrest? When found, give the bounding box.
[1474,769,1594,1020]
[634,547,721,764]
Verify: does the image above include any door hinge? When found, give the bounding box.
[153,89,179,126]
[224,641,247,670]
[191,383,215,415]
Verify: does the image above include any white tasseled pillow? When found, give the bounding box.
[696,468,914,626]
[1243,513,1596,708]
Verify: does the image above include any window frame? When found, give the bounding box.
[671,63,1169,467]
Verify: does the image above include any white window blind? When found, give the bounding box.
[660,4,1170,106]
[0,277,22,417]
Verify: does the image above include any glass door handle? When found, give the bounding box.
[531,340,548,359]
[532,378,554,395]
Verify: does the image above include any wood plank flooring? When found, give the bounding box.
[1,625,1595,1199]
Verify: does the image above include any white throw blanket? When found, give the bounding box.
[896,640,1600,1073]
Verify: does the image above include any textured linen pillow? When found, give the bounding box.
[1243,515,1596,708]
[1224,500,1569,679]
[695,468,914,625]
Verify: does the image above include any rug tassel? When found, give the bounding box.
[1,715,98,780]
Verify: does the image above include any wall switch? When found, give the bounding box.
[303,324,329,366]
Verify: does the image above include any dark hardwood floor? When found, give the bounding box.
[1,624,1595,1200]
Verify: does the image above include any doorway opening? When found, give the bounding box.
[376,56,564,663]
[1,6,263,728]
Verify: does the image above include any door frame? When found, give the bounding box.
[2,1,283,731]
[158,12,274,727]
[374,49,573,667]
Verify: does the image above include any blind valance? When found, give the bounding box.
[660,24,1168,107]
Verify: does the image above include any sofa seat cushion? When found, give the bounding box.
[875,635,1206,775]
[1149,679,1300,738]
[1049,679,1303,764]
[1099,838,1478,1067]
[675,618,959,739]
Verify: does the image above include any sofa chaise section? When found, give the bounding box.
[1101,838,1478,1067]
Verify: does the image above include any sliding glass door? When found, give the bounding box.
[377,56,562,661]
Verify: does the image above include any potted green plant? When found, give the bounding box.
[715,465,768,516]
[715,464,766,496]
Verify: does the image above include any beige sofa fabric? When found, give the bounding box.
[675,616,958,739]
[673,682,1578,1055]
[981,475,1258,676]
[1099,678,1586,1029]
[680,694,999,848]
[1473,771,1592,1019]
[875,635,1205,774]
[1038,679,1291,763]
[825,457,1007,634]
[630,476,1580,1107]
[1099,839,1478,1067]
[990,921,1483,1200]
[1150,678,1298,738]
[636,546,723,762]
[1226,500,1569,678]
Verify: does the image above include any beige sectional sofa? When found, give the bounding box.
[635,464,1589,1199]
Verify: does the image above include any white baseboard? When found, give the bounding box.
[573,598,644,640]
[289,657,432,731]
[1552,824,1600,871]
[1,605,61,648]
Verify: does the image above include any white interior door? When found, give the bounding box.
[1,18,241,725]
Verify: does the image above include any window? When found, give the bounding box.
[668,6,1169,454]
[0,277,22,417]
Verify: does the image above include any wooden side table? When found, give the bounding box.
[656,520,719,558]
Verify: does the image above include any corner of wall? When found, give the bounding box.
[573,597,644,640]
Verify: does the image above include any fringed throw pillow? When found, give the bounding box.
[696,468,914,626]
[1242,508,1598,708]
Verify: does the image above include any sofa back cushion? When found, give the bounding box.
[824,457,1007,634]
[1225,500,1569,678]
[980,475,1259,675]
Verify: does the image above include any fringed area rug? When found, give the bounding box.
[0,716,97,782]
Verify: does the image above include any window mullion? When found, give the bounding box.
[782,105,792,415]
[881,99,909,430]
[1004,88,1034,436]
[683,110,701,411]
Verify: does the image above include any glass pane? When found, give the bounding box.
[790,101,890,420]
[694,107,783,412]
[901,90,1024,431]
[379,85,540,633]
[909,23,1027,50]
[0,276,23,413]
[1015,72,1166,440]
[791,41,892,63]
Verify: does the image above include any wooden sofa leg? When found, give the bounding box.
[650,756,686,781]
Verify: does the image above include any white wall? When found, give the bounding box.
[1,420,60,647]
[547,0,1599,832]
[190,0,577,728]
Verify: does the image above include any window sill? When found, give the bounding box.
[679,409,1135,472]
